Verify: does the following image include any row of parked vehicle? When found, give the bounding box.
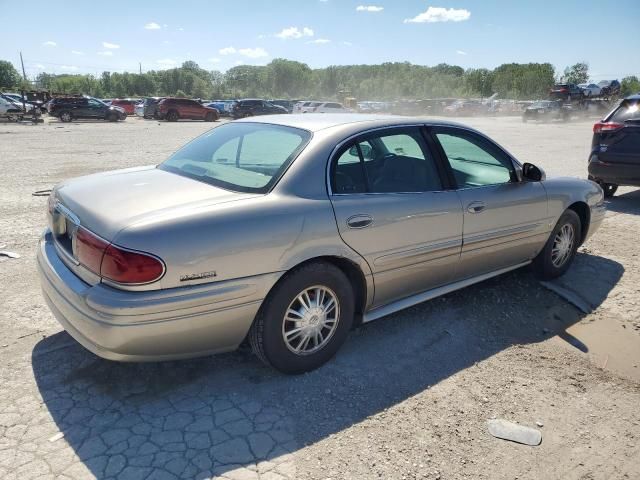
[549,80,620,101]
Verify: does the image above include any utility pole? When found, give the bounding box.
[19,51,27,80]
[139,62,142,75]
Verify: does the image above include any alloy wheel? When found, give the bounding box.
[551,223,575,268]
[282,285,340,356]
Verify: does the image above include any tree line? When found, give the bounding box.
[1,58,639,101]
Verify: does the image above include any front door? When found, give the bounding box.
[329,127,463,308]
[431,127,549,278]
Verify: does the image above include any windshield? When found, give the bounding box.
[158,122,312,193]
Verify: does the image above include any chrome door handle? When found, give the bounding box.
[347,214,373,228]
[467,202,486,214]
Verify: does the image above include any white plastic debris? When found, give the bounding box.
[0,251,20,259]
[487,419,542,446]
[48,432,64,442]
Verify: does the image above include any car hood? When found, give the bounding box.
[54,165,257,240]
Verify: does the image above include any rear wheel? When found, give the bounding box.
[601,183,618,198]
[59,111,72,123]
[108,112,119,122]
[249,262,354,374]
[166,110,179,122]
[532,210,581,280]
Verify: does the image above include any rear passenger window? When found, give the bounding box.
[610,100,640,123]
[332,128,443,194]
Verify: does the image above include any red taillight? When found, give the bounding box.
[560,88,568,93]
[76,227,109,274]
[593,122,624,134]
[75,227,164,284]
[101,244,165,284]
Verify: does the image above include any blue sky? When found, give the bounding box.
[1,0,638,80]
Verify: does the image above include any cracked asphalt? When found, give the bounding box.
[0,115,639,480]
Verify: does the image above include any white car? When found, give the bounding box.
[0,96,23,118]
[579,83,602,97]
[312,102,352,113]
[294,101,322,113]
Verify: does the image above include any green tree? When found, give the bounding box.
[0,60,20,88]
[563,62,589,84]
[620,76,640,96]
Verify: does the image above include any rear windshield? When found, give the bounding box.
[609,100,640,123]
[159,123,312,194]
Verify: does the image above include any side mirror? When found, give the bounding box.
[522,162,545,182]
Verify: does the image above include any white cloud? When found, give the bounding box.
[275,26,314,39]
[156,58,176,66]
[308,38,331,44]
[71,50,84,55]
[342,41,354,46]
[60,65,79,71]
[219,46,236,55]
[356,5,384,12]
[404,7,471,23]
[238,47,268,58]
[42,41,57,47]
[209,57,221,64]
[234,60,244,66]
[178,27,184,31]
[97,51,113,56]
[144,22,161,30]
[456,50,467,55]
[102,41,120,49]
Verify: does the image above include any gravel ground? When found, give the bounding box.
[0,115,639,480]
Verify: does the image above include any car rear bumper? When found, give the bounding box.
[37,229,281,362]
[589,158,640,186]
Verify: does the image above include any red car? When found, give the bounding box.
[157,98,219,122]
[110,99,138,115]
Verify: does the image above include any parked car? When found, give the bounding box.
[522,100,570,122]
[549,83,583,101]
[101,99,113,105]
[293,101,322,114]
[307,102,351,113]
[231,99,288,118]
[206,100,234,117]
[578,83,602,97]
[588,94,640,197]
[38,114,605,373]
[597,80,621,97]
[142,97,164,119]
[444,100,486,116]
[110,99,138,115]
[1,93,34,112]
[269,99,298,113]
[157,98,219,122]
[47,96,126,122]
[0,96,23,119]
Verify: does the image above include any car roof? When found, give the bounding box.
[234,113,466,132]
[625,94,640,101]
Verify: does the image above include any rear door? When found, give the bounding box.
[598,99,640,169]
[329,126,463,308]
[431,126,549,278]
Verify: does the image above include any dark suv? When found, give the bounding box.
[47,96,126,122]
[156,98,219,122]
[232,99,288,119]
[549,83,583,101]
[142,97,165,119]
[588,94,640,197]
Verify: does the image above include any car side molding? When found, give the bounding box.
[362,261,531,323]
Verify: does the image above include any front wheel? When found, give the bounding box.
[205,112,215,122]
[249,262,354,374]
[166,110,179,122]
[532,210,581,280]
[108,112,119,122]
[59,111,72,122]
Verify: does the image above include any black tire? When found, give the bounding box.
[205,112,215,122]
[166,110,179,122]
[532,210,581,280]
[249,262,355,374]
[601,183,618,198]
[59,111,72,123]
[108,112,119,122]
